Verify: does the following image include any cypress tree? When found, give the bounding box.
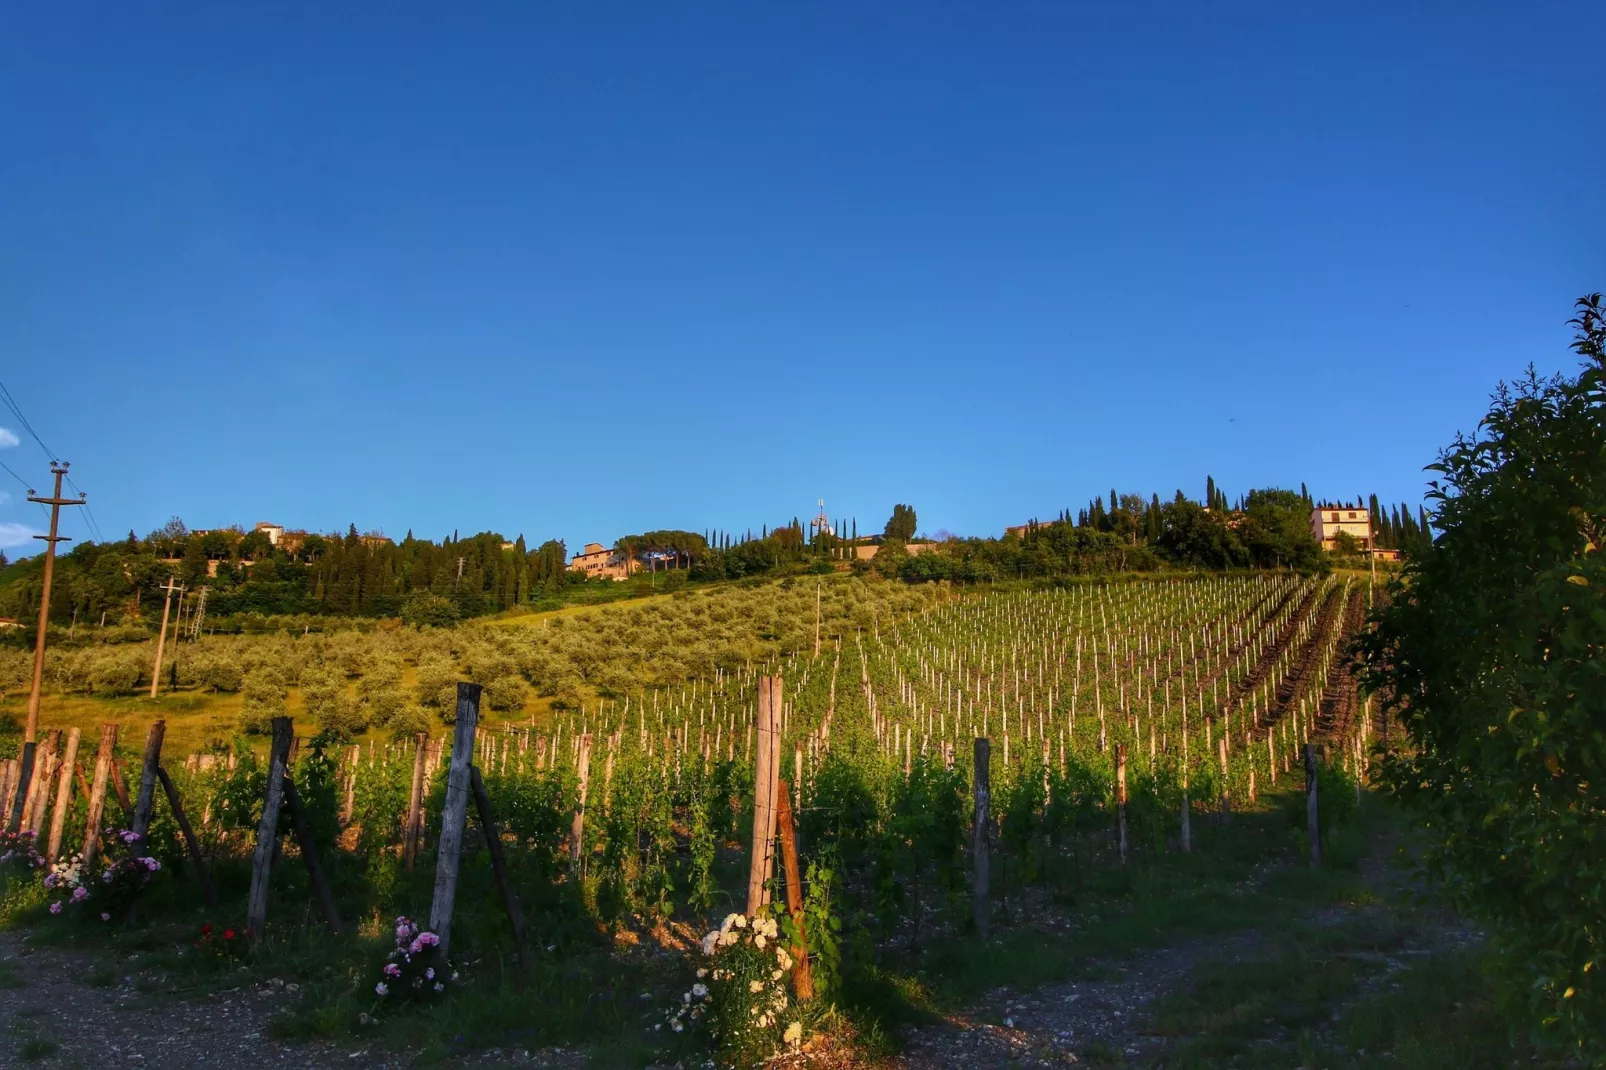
[1206,474,1216,508]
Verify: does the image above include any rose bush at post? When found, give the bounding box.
[371,915,453,1004]
[673,911,804,1067]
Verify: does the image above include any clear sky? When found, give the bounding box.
[1,4,1600,556]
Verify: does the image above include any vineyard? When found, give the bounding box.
[0,572,1390,1066]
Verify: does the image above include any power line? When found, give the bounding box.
[0,377,57,462]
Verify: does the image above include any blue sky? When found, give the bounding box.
[1,4,1599,556]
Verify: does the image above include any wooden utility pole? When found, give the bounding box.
[8,463,83,832]
[148,578,183,699]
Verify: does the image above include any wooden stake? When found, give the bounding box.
[45,727,80,863]
[972,737,991,938]
[569,733,592,876]
[281,772,342,932]
[1116,742,1128,866]
[155,766,218,907]
[775,777,814,1000]
[129,721,166,844]
[470,765,532,979]
[1304,743,1321,869]
[746,675,781,915]
[247,717,293,941]
[81,724,118,870]
[404,732,427,870]
[429,683,480,958]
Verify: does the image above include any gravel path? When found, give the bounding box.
[0,932,591,1069]
[0,930,361,1068]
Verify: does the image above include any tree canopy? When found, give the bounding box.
[1358,294,1606,1056]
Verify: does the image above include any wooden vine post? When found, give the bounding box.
[429,683,480,959]
[775,777,814,1000]
[404,732,427,870]
[1304,743,1321,869]
[972,736,991,939]
[569,732,593,876]
[1115,742,1128,866]
[470,765,532,979]
[280,772,342,932]
[45,727,81,863]
[745,675,782,916]
[246,717,294,941]
[155,766,219,907]
[129,721,166,844]
[80,724,119,870]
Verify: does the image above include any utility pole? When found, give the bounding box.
[149,577,183,699]
[455,556,465,588]
[10,463,84,832]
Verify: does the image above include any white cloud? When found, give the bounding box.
[0,427,18,448]
[0,522,40,550]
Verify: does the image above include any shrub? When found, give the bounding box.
[1358,294,1606,1056]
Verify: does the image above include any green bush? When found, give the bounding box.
[1359,294,1606,1059]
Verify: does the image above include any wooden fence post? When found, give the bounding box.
[23,731,60,835]
[569,733,593,877]
[155,766,218,907]
[81,724,118,870]
[470,765,532,979]
[428,683,480,959]
[1116,743,1128,866]
[1304,743,1321,869]
[404,732,427,869]
[45,727,81,863]
[745,675,781,916]
[280,772,343,932]
[5,742,35,833]
[972,737,991,939]
[775,777,814,1000]
[129,721,166,844]
[247,717,294,941]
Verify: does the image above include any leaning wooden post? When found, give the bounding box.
[1304,743,1321,869]
[775,777,815,1000]
[81,724,119,870]
[45,727,81,863]
[470,765,533,979]
[155,766,219,907]
[1116,743,1128,866]
[1218,736,1231,822]
[972,737,991,939]
[246,717,294,941]
[404,732,427,869]
[429,683,480,959]
[5,742,35,833]
[281,772,343,933]
[108,759,133,822]
[745,675,780,915]
[129,720,167,844]
[568,733,593,877]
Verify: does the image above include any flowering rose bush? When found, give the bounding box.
[195,922,247,963]
[0,830,44,877]
[372,915,452,1005]
[45,832,163,920]
[670,911,803,1067]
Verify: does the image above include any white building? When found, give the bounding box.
[1310,504,1371,551]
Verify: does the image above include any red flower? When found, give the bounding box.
[223,929,236,940]
[201,923,213,935]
